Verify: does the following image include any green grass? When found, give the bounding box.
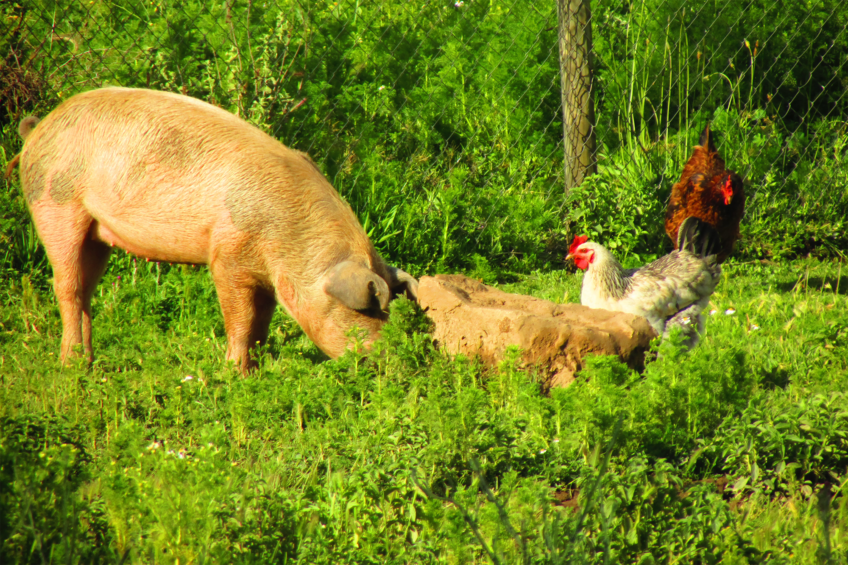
[1,255,846,563]
[5,0,848,281]
[4,1,848,561]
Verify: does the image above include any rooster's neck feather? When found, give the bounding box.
[586,247,630,300]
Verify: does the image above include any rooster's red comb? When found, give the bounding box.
[569,235,589,254]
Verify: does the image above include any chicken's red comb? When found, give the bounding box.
[569,235,589,254]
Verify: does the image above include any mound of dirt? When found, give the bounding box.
[417,274,656,389]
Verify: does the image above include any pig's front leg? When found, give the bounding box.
[210,261,276,374]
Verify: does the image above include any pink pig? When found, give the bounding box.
[6,87,417,372]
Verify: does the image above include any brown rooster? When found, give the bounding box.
[665,125,745,262]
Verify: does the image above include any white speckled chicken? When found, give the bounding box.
[566,217,722,347]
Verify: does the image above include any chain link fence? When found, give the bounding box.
[2,0,847,278]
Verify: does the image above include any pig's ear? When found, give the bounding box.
[324,261,391,312]
[385,266,419,302]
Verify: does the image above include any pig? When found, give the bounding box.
[6,87,418,372]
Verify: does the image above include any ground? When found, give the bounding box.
[1,256,846,563]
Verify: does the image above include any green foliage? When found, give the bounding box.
[567,0,848,262]
[552,332,756,466]
[704,391,848,497]
[593,0,848,141]
[0,416,114,564]
[1,0,568,279]
[564,147,669,263]
[3,0,848,282]
[1,254,847,562]
[2,0,848,558]
[0,124,47,280]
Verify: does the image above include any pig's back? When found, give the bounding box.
[20,88,375,267]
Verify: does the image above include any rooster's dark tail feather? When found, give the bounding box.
[677,216,721,258]
[698,123,718,153]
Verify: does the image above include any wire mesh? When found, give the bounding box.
[2,0,847,275]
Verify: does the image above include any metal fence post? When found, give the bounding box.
[557,0,597,193]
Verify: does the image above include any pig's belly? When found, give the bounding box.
[82,178,224,264]
[92,217,211,264]
[92,220,210,264]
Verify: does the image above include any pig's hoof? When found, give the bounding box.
[60,347,91,369]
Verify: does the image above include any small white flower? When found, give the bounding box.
[454,1,464,6]
[182,375,194,382]
[681,316,691,325]
[553,438,560,443]
[710,309,718,316]
[725,308,736,315]
[378,85,385,91]
[177,451,186,460]
[750,324,760,331]
[539,449,547,454]
[147,441,161,450]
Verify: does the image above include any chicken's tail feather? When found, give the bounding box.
[677,217,721,258]
[698,123,718,153]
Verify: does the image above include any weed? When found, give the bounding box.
[0,256,845,562]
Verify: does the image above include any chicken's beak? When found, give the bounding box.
[565,253,574,262]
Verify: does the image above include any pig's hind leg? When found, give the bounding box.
[210,262,276,374]
[31,203,111,363]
